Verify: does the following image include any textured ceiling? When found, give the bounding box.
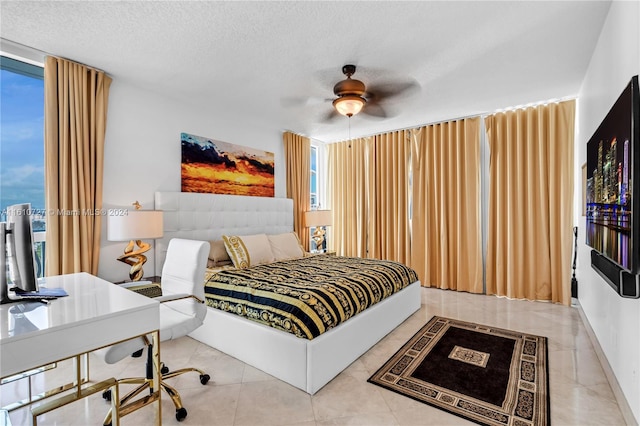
[0,1,611,143]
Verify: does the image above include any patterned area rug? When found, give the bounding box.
[369,316,549,426]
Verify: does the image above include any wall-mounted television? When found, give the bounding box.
[586,75,640,298]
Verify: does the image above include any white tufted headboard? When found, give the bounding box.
[154,191,294,276]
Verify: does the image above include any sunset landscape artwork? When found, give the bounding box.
[181,132,275,197]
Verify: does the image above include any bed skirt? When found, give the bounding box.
[188,280,421,394]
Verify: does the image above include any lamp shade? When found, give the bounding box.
[332,95,366,117]
[304,210,332,227]
[107,210,163,241]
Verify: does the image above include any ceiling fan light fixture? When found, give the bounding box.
[333,95,366,117]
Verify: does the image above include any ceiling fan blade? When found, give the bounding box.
[362,102,387,118]
[281,96,330,108]
[281,96,309,107]
[366,79,421,102]
[321,109,340,123]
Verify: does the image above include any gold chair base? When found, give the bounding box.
[102,366,209,425]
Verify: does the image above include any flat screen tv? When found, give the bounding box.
[586,75,640,298]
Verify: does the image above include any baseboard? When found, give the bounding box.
[574,300,638,426]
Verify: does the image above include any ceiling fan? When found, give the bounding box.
[281,64,419,122]
[332,65,367,117]
[327,64,419,121]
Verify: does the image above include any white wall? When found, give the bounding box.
[98,80,286,282]
[574,1,640,422]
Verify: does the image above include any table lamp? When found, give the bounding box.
[108,204,163,281]
[304,210,332,253]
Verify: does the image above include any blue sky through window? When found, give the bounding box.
[0,62,45,223]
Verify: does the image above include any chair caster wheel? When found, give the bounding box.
[200,374,210,385]
[161,365,169,374]
[176,407,187,421]
[102,390,112,402]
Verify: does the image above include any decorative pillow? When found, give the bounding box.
[222,234,275,269]
[209,240,231,264]
[267,232,305,261]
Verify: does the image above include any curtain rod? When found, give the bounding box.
[1,38,108,74]
[315,96,577,144]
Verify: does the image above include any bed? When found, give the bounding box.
[154,191,421,394]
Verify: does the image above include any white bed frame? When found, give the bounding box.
[154,191,421,394]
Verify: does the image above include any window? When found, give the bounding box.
[309,145,319,250]
[310,145,318,209]
[1,55,46,276]
[309,143,330,252]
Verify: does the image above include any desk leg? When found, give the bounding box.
[151,330,161,425]
[110,383,120,426]
[1,354,90,412]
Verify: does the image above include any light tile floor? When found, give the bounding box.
[2,288,629,425]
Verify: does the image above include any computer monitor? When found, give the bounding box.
[1,222,8,303]
[1,203,39,301]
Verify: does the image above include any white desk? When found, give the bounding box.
[0,273,161,424]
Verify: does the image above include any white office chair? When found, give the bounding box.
[97,238,211,424]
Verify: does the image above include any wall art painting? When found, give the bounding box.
[181,132,275,197]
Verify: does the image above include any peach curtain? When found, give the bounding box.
[328,137,374,257]
[44,56,111,276]
[370,131,411,264]
[283,131,311,250]
[410,118,483,292]
[485,100,575,305]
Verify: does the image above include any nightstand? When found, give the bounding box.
[114,276,161,284]
[308,251,336,257]
[114,276,162,298]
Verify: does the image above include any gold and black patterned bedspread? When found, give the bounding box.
[204,255,419,340]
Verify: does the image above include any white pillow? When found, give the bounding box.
[208,239,232,265]
[222,234,275,269]
[267,232,305,261]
